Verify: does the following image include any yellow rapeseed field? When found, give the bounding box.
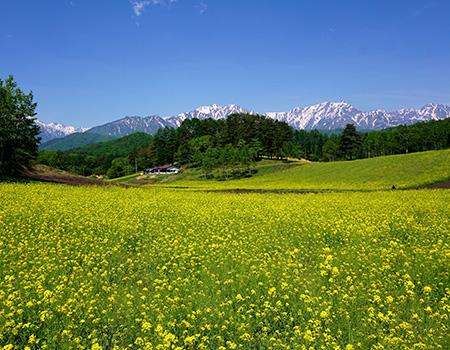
[0,183,449,349]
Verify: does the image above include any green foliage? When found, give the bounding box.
[140,114,295,179]
[40,132,116,151]
[362,119,450,157]
[74,132,152,157]
[106,157,134,178]
[322,136,339,161]
[293,129,326,160]
[338,124,362,160]
[0,76,40,175]
[203,143,258,180]
[294,118,450,161]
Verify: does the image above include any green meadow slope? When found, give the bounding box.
[161,149,450,191]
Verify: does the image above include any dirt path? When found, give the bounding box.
[26,173,107,186]
[23,166,109,186]
[420,180,450,189]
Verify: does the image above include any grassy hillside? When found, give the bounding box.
[160,149,450,190]
[40,132,116,151]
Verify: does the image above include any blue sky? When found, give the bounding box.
[1,0,450,127]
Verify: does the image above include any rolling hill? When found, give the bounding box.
[157,149,450,191]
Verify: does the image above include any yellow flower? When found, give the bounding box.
[184,335,196,346]
[28,334,37,344]
[320,310,329,319]
[142,320,152,331]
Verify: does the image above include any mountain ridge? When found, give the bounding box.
[38,102,450,142]
[36,120,88,143]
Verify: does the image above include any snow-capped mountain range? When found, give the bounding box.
[37,102,450,142]
[265,102,450,130]
[36,120,87,143]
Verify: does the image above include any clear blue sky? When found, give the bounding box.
[1,0,450,127]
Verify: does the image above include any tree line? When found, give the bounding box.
[295,118,450,161]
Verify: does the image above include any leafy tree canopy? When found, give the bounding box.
[0,76,40,176]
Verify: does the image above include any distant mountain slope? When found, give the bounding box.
[86,115,171,137]
[40,132,116,151]
[70,132,153,157]
[36,120,87,143]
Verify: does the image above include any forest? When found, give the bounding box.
[298,118,450,161]
[37,114,450,179]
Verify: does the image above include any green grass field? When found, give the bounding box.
[107,172,142,184]
[1,150,449,349]
[159,149,450,191]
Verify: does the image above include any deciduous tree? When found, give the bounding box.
[0,76,40,176]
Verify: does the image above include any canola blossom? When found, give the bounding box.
[0,183,449,349]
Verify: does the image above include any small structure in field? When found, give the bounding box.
[143,165,181,175]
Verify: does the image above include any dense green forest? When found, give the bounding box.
[295,118,450,161]
[37,114,450,179]
[38,133,153,177]
[40,132,116,151]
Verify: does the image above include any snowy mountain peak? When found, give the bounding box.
[195,105,212,114]
[176,104,253,122]
[36,120,87,143]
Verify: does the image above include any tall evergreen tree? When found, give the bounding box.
[0,76,40,176]
[338,124,362,160]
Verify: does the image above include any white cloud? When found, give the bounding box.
[130,0,176,16]
[198,1,207,14]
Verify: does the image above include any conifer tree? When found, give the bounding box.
[338,124,362,160]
